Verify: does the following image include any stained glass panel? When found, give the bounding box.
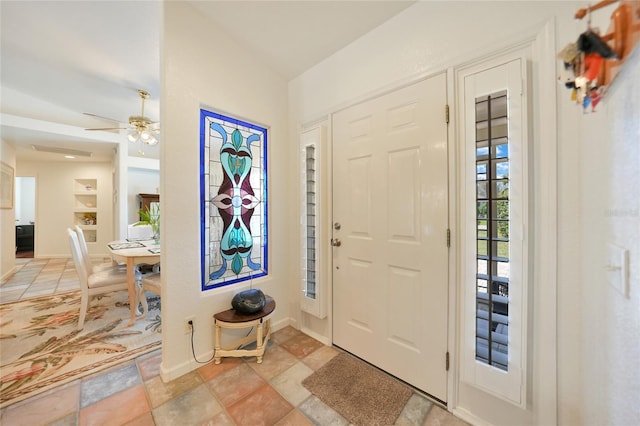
[200,109,268,290]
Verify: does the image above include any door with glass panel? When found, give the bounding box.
[332,73,449,401]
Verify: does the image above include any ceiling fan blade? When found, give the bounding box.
[82,90,160,137]
[83,112,124,123]
[85,127,129,131]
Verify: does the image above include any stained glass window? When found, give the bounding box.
[200,109,268,290]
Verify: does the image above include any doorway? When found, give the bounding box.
[15,176,35,258]
[331,73,449,402]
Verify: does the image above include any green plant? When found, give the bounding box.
[135,204,160,240]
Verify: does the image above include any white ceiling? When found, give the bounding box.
[191,1,415,79]
[0,0,414,163]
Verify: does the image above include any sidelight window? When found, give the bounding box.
[474,91,510,371]
[300,125,328,319]
[459,54,528,406]
[304,145,317,299]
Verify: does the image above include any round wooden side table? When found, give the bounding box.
[213,297,276,364]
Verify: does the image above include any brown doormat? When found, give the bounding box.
[302,352,413,426]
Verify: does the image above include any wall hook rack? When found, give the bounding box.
[574,0,640,88]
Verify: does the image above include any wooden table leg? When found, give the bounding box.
[212,300,275,364]
[126,258,137,326]
[214,321,222,364]
[256,320,264,363]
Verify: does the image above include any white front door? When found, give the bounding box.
[332,73,449,401]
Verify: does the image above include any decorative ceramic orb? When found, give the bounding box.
[231,289,266,314]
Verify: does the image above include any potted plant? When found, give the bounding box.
[135,204,160,243]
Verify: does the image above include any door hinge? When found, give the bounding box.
[446,351,450,371]
[445,104,450,124]
[446,228,451,248]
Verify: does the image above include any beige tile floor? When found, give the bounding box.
[0,257,86,303]
[0,258,468,426]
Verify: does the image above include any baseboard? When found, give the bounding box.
[300,325,331,346]
[2,265,19,282]
[271,317,292,331]
[160,348,215,382]
[452,407,493,426]
[159,316,294,382]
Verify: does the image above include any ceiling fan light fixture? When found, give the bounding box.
[127,130,140,143]
[86,89,160,149]
[128,127,158,145]
[145,134,159,146]
[140,130,158,146]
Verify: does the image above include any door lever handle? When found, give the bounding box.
[331,238,342,247]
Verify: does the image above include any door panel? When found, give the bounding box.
[333,73,449,401]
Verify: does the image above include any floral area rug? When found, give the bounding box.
[0,290,161,408]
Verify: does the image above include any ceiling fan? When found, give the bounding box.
[84,89,160,146]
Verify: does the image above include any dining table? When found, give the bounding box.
[107,239,160,326]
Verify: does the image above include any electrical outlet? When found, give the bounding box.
[185,316,195,334]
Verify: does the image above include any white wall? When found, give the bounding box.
[289,1,573,124]
[16,160,114,257]
[289,1,640,424]
[0,140,16,280]
[160,2,290,381]
[578,46,640,425]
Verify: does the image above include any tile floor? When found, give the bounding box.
[0,257,87,303]
[1,259,468,426]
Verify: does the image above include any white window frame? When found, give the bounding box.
[458,52,529,407]
[300,125,327,319]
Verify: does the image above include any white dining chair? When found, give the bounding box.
[75,225,126,274]
[67,228,129,330]
[138,272,161,318]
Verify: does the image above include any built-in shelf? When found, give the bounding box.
[73,178,98,243]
